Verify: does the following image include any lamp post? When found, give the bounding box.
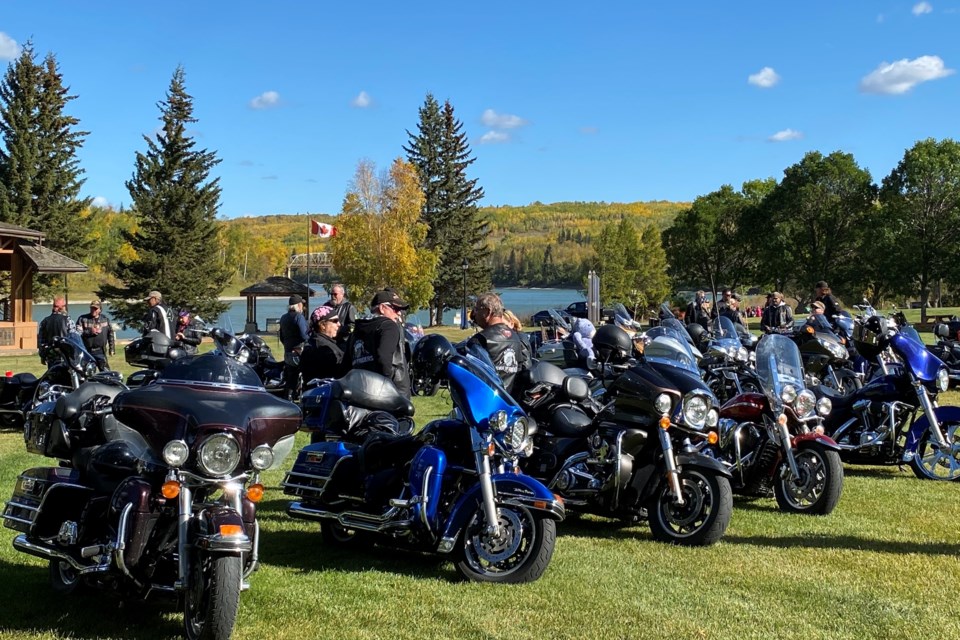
[460,258,470,330]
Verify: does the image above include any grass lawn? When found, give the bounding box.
[1,343,959,639]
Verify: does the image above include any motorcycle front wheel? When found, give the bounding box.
[774,443,844,515]
[455,504,556,584]
[648,468,732,546]
[910,422,960,481]
[183,553,242,640]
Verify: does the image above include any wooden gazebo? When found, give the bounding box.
[0,222,88,351]
[238,276,322,333]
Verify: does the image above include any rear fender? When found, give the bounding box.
[191,505,251,555]
[906,405,960,452]
[792,432,841,452]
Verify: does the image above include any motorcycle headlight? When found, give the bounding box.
[816,397,832,417]
[490,410,509,433]
[503,416,531,452]
[781,385,798,404]
[794,389,816,417]
[682,394,709,430]
[705,408,719,429]
[654,393,672,414]
[163,440,189,468]
[937,367,949,392]
[84,361,98,378]
[250,444,275,471]
[198,434,241,477]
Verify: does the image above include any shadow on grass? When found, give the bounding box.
[842,466,913,481]
[724,533,960,556]
[0,557,183,639]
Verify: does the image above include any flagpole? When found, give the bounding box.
[305,213,311,314]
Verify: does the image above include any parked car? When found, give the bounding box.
[565,301,622,321]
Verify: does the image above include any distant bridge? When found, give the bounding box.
[286,252,333,276]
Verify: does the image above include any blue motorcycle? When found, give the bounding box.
[283,335,564,583]
[817,314,960,481]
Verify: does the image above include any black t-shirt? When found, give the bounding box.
[348,315,409,397]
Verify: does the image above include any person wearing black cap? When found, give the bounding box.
[278,294,309,399]
[347,288,411,397]
[77,300,115,371]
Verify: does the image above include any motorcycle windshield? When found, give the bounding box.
[709,316,742,353]
[61,333,97,371]
[756,334,805,414]
[644,326,700,375]
[834,313,854,337]
[157,352,265,390]
[891,331,943,383]
[808,314,836,335]
[448,347,523,428]
[546,308,571,332]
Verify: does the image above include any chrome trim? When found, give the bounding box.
[287,502,411,533]
[193,533,252,553]
[437,536,457,554]
[196,433,242,478]
[154,379,267,393]
[419,466,433,531]
[477,450,501,536]
[658,427,684,505]
[243,519,260,580]
[178,484,193,583]
[12,534,112,575]
[113,502,142,587]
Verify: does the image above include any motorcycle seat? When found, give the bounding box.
[814,384,858,411]
[546,404,595,438]
[55,381,125,421]
[335,369,414,417]
[10,372,38,385]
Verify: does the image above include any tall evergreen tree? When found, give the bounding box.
[405,95,490,325]
[0,44,91,295]
[100,66,230,326]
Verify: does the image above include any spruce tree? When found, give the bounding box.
[405,95,490,324]
[100,66,230,327]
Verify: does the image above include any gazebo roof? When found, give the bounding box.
[0,222,44,241]
[239,276,322,297]
[18,243,88,273]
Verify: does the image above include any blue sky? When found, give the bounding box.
[2,1,958,218]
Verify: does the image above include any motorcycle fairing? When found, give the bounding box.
[447,360,520,429]
[904,405,960,452]
[891,332,944,383]
[719,392,766,422]
[409,445,447,531]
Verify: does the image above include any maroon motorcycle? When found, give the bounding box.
[2,339,300,640]
[708,333,845,515]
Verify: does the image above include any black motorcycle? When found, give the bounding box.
[518,324,733,546]
[3,337,301,640]
[32,334,123,412]
[0,371,39,429]
[793,315,861,395]
[699,316,759,404]
[237,333,288,397]
[928,319,960,387]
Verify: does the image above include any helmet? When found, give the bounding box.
[853,315,887,359]
[411,334,455,389]
[593,324,632,364]
[686,322,706,345]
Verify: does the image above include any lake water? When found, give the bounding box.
[33,288,584,340]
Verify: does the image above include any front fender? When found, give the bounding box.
[192,505,252,555]
[906,405,960,452]
[438,472,564,550]
[792,432,841,452]
[676,453,732,478]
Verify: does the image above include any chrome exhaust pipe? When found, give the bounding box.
[12,534,111,575]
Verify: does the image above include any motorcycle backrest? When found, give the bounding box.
[563,376,589,402]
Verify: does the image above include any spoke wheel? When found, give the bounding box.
[648,468,732,546]
[910,422,960,481]
[774,444,844,515]
[455,504,556,584]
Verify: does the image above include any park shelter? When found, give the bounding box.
[0,222,88,351]
[239,276,322,333]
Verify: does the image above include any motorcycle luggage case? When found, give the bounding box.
[282,441,359,499]
[24,400,71,459]
[2,466,88,534]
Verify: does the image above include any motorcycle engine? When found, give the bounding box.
[553,462,602,495]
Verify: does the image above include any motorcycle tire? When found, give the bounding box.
[823,369,862,396]
[910,422,960,481]
[48,559,82,595]
[320,521,372,547]
[455,504,556,584]
[773,443,844,515]
[648,468,732,546]
[184,553,242,640]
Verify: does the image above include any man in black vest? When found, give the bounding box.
[348,288,411,397]
[38,296,71,366]
[467,292,532,394]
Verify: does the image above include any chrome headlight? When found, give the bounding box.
[937,367,949,392]
[794,389,816,417]
[682,394,709,430]
[736,347,749,363]
[163,440,189,468]
[819,338,847,360]
[84,361,98,378]
[250,444,275,471]
[705,408,719,429]
[507,416,530,451]
[654,393,672,414]
[490,410,509,433]
[781,385,798,404]
[198,434,241,477]
[816,397,832,417]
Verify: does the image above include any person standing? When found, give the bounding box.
[814,281,842,321]
[37,296,72,365]
[77,300,115,370]
[760,292,794,334]
[323,283,358,344]
[300,305,344,383]
[686,290,710,328]
[348,288,411,397]
[466,292,532,394]
[279,294,309,399]
[142,290,172,338]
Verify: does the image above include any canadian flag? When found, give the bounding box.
[310,220,337,238]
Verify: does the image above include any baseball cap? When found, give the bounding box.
[370,288,409,310]
[146,290,162,301]
[288,294,303,305]
[812,301,826,311]
[90,300,102,308]
[311,305,339,323]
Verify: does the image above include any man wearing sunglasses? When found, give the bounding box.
[347,288,411,397]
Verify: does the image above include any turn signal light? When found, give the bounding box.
[161,481,180,499]
[487,442,496,456]
[805,326,814,335]
[707,431,719,445]
[659,416,671,430]
[777,413,788,426]
[814,425,825,435]
[246,483,265,503]
[533,500,547,509]
[219,524,243,537]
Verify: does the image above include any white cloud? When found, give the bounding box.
[91,196,110,208]
[351,91,372,108]
[481,109,528,130]
[913,2,933,15]
[0,32,19,60]
[479,130,510,144]
[249,91,280,109]
[859,55,954,94]
[748,66,781,88]
[768,128,803,142]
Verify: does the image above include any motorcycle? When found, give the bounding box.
[927,319,960,387]
[817,314,960,481]
[0,370,39,429]
[3,335,301,640]
[124,329,191,388]
[282,335,564,583]
[793,315,861,395]
[237,333,288,397]
[699,316,759,404]
[31,333,123,412]
[519,323,733,546]
[712,334,844,514]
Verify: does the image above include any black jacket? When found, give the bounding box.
[761,303,794,333]
[300,333,344,383]
[77,312,115,353]
[347,315,409,397]
[816,294,842,321]
[143,304,172,338]
[325,298,358,342]
[466,322,532,394]
[38,312,71,348]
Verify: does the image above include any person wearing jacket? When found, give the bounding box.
[77,300,116,370]
[175,310,203,355]
[814,281,842,322]
[347,288,411,397]
[300,305,344,383]
[38,296,73,366]
[323,283,358,345]
[142,290,172,338]
[279,294,309,399]
[761,292,794,334]
[467,292,532,394]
